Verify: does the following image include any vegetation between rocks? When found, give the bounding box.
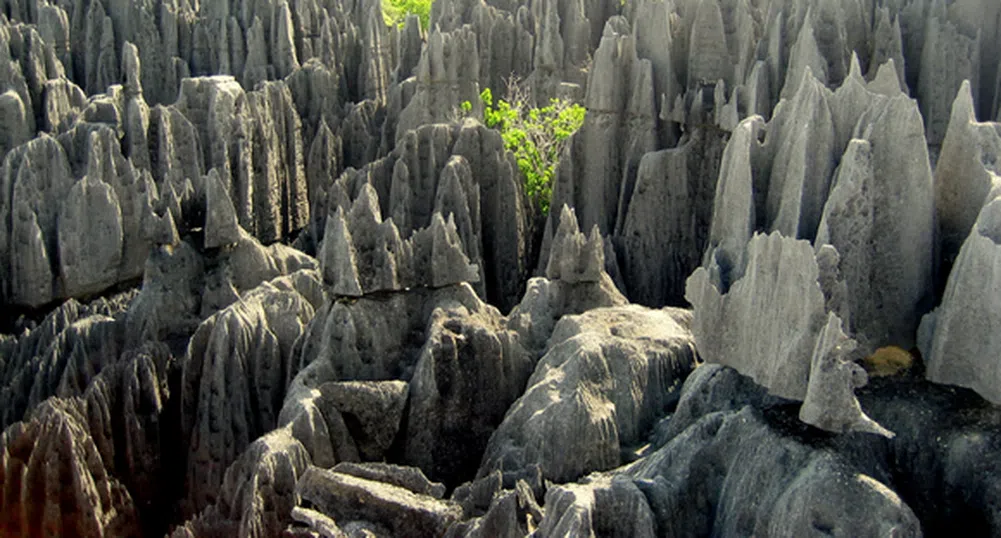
[463,85,586,215]
[382,0,432,30]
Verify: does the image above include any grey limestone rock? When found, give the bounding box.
[841,91,934,348]
[318,181,479,296]
[444,484,540,538]
[766,68,836,241]
[701,116,765,285]
[148,104,204,190]
[813,117,934,352]
[935,80,1001,264]
[1,122,157,307]
[332,462,446,499]
[426,211,480,288]
[126,226,318,347]
[534,475,657,538]
[174,429,312,538]
[0,89,31,156]
[319,380,409,461]
[630,0,680,146]
[641,361,1001,536]
[293,282,488,383]
[57,172,123,297]
[615,127,728,306]
[551,17,657,236]
[545,204,603,284]
[310,118,530,309]
[0,134,73,306]
[0,398,142,537]
[320,206,364,296]
[404,297,533,486]
[147,206,180,246]
[296,465,464,538]
[0,311,120,428]
[342,99,384,170]
[626,406,918,538]
[279,379,361,470]
[204,168,242,248]
[125,241,206,344]
[922,194,1001,404]
[479,305,696,483]
[869,7,907,92]
[397,26,481,137]
[780,13,829,99]
[78,342,174,533]
[179,275,318,515]
[506,271,628,354]
[800,312,892,436]
[917,5,979,145]
[687,0,731,91]
[447,119,531,310]
[686,231,888,435]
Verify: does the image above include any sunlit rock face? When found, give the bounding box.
[4,0,1001,536]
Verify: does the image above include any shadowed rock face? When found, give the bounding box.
[178,272,319,516]
[4,0,1001,536]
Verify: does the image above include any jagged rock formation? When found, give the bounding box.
[319,184,480,296]
[480,304,696,483]
[403,295,533,487]
[5,0,1001,536]
[935,80,1001,266]
[309,119,532,310]
[171,430,311,538]
[0,398,143,537]
[528,364,912,537]
[0,288,138,430]
[507,206,628,352]
[615,127,726,306]
[320,381,409,461]
[290,274,533,488]
[687,231,891,436]
[295,465,463,536]
[178,271,321,516]
[921,191,1001,404]
[550,16,658,237]
[1,338,175,538]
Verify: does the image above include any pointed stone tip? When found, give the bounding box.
[322,203,364,297]
[952,79,976,120]
[867,60,904,96]
[848,52,863,81]
[350,183,383,223]
[557,205,579,235]
[204,168,241,249]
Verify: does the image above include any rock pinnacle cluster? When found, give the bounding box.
[2,0,1001,536]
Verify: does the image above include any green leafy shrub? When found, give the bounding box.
[382,0,432,30]
[465,85,586,215]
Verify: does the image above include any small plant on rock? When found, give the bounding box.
[462,80,586,215]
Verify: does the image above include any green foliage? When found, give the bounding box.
[466,86,586,215]
[382,0,432,31]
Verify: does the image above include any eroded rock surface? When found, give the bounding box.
[3,0,1001,536]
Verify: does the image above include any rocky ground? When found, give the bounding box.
[1,0,1001,536]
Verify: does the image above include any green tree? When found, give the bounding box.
[382,0,432,31]
[468,85,586,215]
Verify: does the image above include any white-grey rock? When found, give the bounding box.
[922,193,1001,404]
[479,305,696,483]
[935,80,1001,263]
[545,205,603,284]
[686,231,888,435]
